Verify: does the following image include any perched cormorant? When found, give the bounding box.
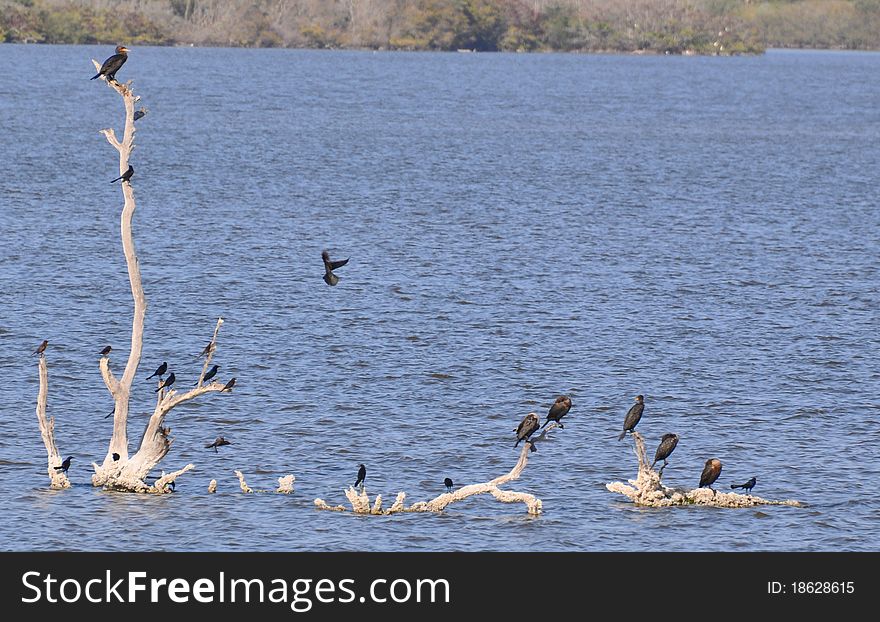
[322,250,349,286]
[155,372,176,392]
[100,345,112,356]
[205,436,232,453]
[617,395,645,440]
[91,45,129,82]
[197,342,214,359]
[54,456,73,473]
[221,377,236,392]
[652,433,680,469]
[699,459,723,492]
[146,361,167,380]
[112,453,120,461]
[444,477,454,493]
[542,395,572,429]
[354,464,366,488]
[202,364,219,384]
[33,339,48,356]
[514,413,540,448]
[730,477,757,494]
[110,165,134,184]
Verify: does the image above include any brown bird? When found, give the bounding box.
[91,45,129,82]
[618,394,645,440]
[221,377,236,392]
[699,458,723,493]
[514,413,540,448]
[652,433,680,469]
[100,345,112,356]
[322,250,349,286]
[205,436,232,453]
[33,339,48,356]
[542,395,572,429]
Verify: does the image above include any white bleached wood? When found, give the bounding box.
[35,356,70,489]
[235,470,253,493]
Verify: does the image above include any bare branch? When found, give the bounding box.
[235,470,253,493]
[198,317,224,387]
[34,356,70,489]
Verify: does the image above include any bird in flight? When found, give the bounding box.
[322,250,349,286]
[155,372,176,393]
[221,377,236,392]
[91,45,129,83]
[618,394,645,440]
[514,413,540,448]
[205,436,232,453]
[33,339,48,356]
[146,361,167,380]
[444,477,454,493]
[100,345,112,356]
[652,433,680,470]
[730,476,757,494]
[699,458,723,494]
[110,165,134,184]
[354,464,366,488]
[543,395,572,429]
[54,456,73,474]
[202,364,219,384]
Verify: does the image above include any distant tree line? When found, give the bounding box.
[2,0,880,53]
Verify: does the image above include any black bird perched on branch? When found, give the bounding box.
[354,464,366,488]
[444,477,454,493]
[196,342,215,360]
[699,459,723,493]
[146,361,167,380]
[33,339,48,356]
[322,250,349,286]
[91,45,129,82]
[543,395,572,429]
[652,433,679,469]
[514,413,540,448]
[730,476,757,494]
[205,436,232,453]
[155,372,176,392]
[54,456,73,473]
[202,364,219,384]
[110,165,134,184]
[112,453,120,461]
[221,377,236,392]
[100,345,112,356]
[104,408,115,419]
[617,394,645,440]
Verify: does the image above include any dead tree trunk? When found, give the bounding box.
[34,355,70,489]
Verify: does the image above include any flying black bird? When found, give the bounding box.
[730,476,757,494]
[699,459,723,493]
[110,165,134,184]
[221,377,236,392]
[514,413,540,448]
[618,394,645,441]
[100,345,112,356]
[112,453,120,461]
[54,456,73,473]
[202,364,219,384]
[196,342,215,359]
[444,477,454,493]
[543,395,572,429]
[354,464,367,488]
[652,433,680,469]
[146,361,167,380]
[91,45,129,82]
[205,436,232,453]
[155,372,176,392]
[322,250,349,286]
[33,339,48,356]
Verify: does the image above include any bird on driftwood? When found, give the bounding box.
[205,436,232,453]
[322,250,349,286]
[196,342,214,360]
[730,476,757,494]
[202,364,219,384]
[354,464,367,488]
[112,453,120,461]
[652,433,680,470]
[33,339,48,356]
[155,372,176,393]
[699,458,723,494]
[110,165,134,184]
[133,107,148,121]
[100,345,112,356]
[91,45,129,82]
[146,361,167,380]
[444,477,454,493]
[54,456,73,474]
[618,394,645,441]
[514,413,540,448]
[543,395,572,429]
[221,377,236,392]
[104,408,115,419]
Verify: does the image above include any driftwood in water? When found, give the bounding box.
[314,419,558,516]
[233,470,297,494]
[34,355,70,489]
[605,432,802,508]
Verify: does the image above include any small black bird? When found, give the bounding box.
[104,408,115,419]
[730,476,757,494]
[354,464,366,488]
[543,395,572,429]
[155,372,176,392]
[221,377,236,392]
[33,339,48,356]
[444,477,454,493]
[652,433,680,469]
[205,436,232,453]
[54,456,73,473]
[110,165,134,184]
[112,453,120,461]
[699,458,723,493]
[146,361,167,380]
[618,395,645,440]
[91,45,129,82]
[202,364,219,384]
[514,413,540,448]
[100,345,112,356]
[196,342,214,359]
[322,250,349,286]
[133,107,147,121]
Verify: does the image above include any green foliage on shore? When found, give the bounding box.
[2,0,880,54]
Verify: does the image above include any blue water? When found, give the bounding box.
[0,45,878,551]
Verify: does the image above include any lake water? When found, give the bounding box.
[0,45,878,551]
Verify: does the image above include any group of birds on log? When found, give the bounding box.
[351,462,455,495]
